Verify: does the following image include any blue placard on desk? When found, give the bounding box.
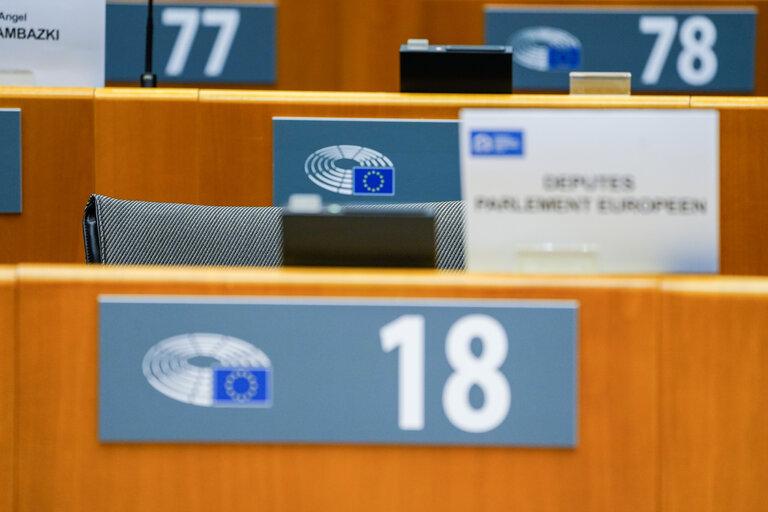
[100,296,578,445]
[485,7,756,93]
[273,118,461,206]
[106,2,275,84]
[0,109,22,214]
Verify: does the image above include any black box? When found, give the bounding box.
[282,206,436,268]
[400,44,513,94]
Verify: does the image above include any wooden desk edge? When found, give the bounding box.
[95,88,199,101]
[0,267,16,282]
[691,96,768,109]
[661,276,768,294]
[15,264,659,290]
[0,87,94,99]
[199,89,691,108]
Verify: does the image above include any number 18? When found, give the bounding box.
[380,314,511,434]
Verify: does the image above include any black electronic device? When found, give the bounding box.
[400,40,513,94]
[140,0,158,87]
[282,205,436,268]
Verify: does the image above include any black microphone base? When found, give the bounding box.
[140,73,157,88]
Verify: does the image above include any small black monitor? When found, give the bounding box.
[282,205,436,268]
[400,40,513,94]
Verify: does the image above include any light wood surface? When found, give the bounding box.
[0,267,16,512]
[15,265,657,512]
[197,90,688,206]
[660,277,768,512]
[106,0,768,95]
[5,87,768,276]
[6,266,768,511]
[691,98,768,275]
[0,88,94,263]
[290,0,768,95]
[94,88,201,203]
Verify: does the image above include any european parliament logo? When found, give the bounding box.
[304,145,395,195]
[142,333,273,408]
[353,167,395,195]
[509,27,582,72]
[471,130,524,156]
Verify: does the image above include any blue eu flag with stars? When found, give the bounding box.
[548,46,581,71]
[353,167,395,196]
[213,367,271,407]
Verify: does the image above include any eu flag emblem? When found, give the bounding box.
[548,47,581,71]
[353,167,395,196]
[213,367,272,407]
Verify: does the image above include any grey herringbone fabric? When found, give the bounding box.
[88,195,283,266]
[85,195,465,269]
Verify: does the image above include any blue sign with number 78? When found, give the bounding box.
[485,7,755,93]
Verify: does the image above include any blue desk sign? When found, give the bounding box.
[106,2,275,84]
[100,296,578,446]
[0,109,22,213]
[485,7,756,93]
[273,118,461,206]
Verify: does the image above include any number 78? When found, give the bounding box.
[639,15,717,86]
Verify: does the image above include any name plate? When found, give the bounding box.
[273,118,461,206]
[0,0,105,87]
[485,7,756,93]
[0,109,21,213]
[460,109,719,274]
[100,296,578,446]
[106,2,275,84]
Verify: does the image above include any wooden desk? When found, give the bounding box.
[196,90,688,206]
[691,97,768,275]
[422,0,768,94]
[0,88,94,263]
[0,267,16,512]
[4,87,768,276]
[94,88,201,204]
[660,277,768,512]
[15,265,658,512]
[196,91,765,274]
[5,265,768,511]
[150,0,768,95]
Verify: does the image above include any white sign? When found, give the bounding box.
[460,109,719,274]
[0,0,105,87]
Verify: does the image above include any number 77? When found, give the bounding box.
[162,7,241,78]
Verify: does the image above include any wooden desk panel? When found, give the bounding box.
[16,265,657,512]
[660,278,768,512]
[368,0,768,96]
[197,90,688,206]
[5,87,767,277]
[0,267,16,512]
[94,88,201,204]
[691,98,768,275]
[105,0,768,95]
[0,88,94,263]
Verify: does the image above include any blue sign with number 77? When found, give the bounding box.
[485,7,755,93]
[106,2,275,84]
